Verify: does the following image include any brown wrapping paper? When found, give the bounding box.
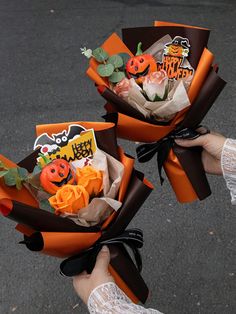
[0,121,153,304]
[105,67,226,202]
[93,24,226,203]
[19,168,153,257]
[109,244,149,304]
[122,26,210,69]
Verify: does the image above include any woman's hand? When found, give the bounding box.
[175,132,226,175]
[73,246,114,304]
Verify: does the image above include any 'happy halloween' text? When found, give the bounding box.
[158,56,193,80]
[37,130,97,166]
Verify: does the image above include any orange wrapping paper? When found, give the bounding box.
[85,23,216,203]
[0,121,152,304]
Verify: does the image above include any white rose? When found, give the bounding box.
[143,70,169,101]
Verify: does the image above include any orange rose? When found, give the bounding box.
[49,184,89,215]
[76,165,103,197]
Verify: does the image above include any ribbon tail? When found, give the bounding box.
[60,229,144,277]
[157,140,173,185]
[127,243,143,272]
[136,142,161,163]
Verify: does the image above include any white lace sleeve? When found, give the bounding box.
[87,282,163,314]
[221,138,236,205]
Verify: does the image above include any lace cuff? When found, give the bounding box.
[88,282,163,314]
[221,138,236,205]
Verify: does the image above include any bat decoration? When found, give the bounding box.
[33,124,86,154]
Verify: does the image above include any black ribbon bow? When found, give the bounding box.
[136,126,209,185]
[60,228,144,277]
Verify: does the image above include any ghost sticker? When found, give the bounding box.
[157,36,194,80]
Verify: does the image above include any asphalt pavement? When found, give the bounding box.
[0,0,236,313]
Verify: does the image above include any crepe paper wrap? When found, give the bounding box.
[0,121,153,304]
[116,76,191,121]
[86,22,226,203]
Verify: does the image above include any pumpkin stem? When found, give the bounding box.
[38,153,52,166]
[136,42,143,56]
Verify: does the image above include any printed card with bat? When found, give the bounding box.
[34,124,98,168]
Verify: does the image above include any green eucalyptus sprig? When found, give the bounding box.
[0,159,54,213]
[0,160,29,190]
[0,158,44,190]
[81,46,130,83]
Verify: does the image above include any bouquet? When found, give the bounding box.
[84,21,226,203]
[0,121,153,304]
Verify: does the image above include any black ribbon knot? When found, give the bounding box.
[60,228,144,277]
[136,126,209,184]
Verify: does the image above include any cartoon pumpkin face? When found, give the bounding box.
[166,45,185,57]
[40,159,75,195]
[164,36,190,58]
[126,42,157,84]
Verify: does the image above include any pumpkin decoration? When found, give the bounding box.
[126,42,157,84]
[164,36,190,58]
[40,158,75,195]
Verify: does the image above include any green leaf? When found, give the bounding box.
[97,63,114,77]
[15,176,22,190]
[38,153,51,165]
[153,94,163,101]
[17,167,28,180]
[118,53,131,70]
[4,168,24,190]
[108,71,126,83]
[40,199,54,213]
[0,160,8,171]
[108,55,123,68]
[4,168,18,186]
[0,170,9,177]
[27,173,42,190]
[92,47,109,63]
[32,165,42,175]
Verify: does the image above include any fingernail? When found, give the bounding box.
[101,245,109,252]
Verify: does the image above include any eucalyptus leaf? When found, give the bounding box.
[40,199,54,212]
[0,170,9,177]
[32,165,42,175]
[27,173,42,190]
[108,71,126,83]
[18,167,28,180]
[97,63,114,77]
[119,53,131,70]
[108,55,123,68]
[15,176,22,190]
[92,47,109,62]
[4,168,18,186]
